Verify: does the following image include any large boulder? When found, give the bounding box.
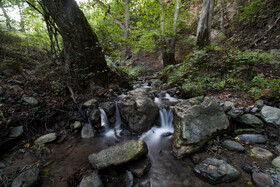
[127,88,150,97]
[88,140,148,170]
[118,96,159,134]
[172,96,229,158]
[260,105,280,126]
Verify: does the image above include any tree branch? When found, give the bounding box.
[93,0,125,30]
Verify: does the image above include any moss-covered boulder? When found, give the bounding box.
[88,140,148,170]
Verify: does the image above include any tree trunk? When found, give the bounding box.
[18,2,25,32]
[196,0,214,49]
[1,5,12,30]
[42,0,112,87]
[220,0,226,35]
[121,0,130,66]
[168,0,180,66]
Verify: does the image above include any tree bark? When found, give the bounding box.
[0,4,12,30]
[220,0,226,35]
[196,0,214,49]
[42,0,112,87]
[121,0,130,65]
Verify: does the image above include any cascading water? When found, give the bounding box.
[99,107,110,133]
[114,102,122,130]
[140,101,174,142]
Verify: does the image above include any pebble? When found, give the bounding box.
[236,134,267,144]
[81,123,96,139]
[23,97,39,106]
[272,156,280,168]
[250,147,273,159]
[9,126,24,138]
[34,133,57,144]
[236,114,263,127]
[252,172,274,187]
[222,140,245,152]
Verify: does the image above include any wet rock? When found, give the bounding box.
[70,121,82,130]
[172,97,229,158]
[166,87,177,96]
[275,145,280,155]
[250,147,273,159]
[0,86,3,95]
[223,101,235,111]
[272,156,280,168]
[227,108,244,118]
[79,172,103,187]
[124,170,133,187]
[260,105,280,126]
[250,107,258,114]
[222,140,245,152]
[9,126,24,138]
[23,97,38,106]
[161,132,173,137]
[90,109,101,124]
[11,166,40,187]
[254,100,265,108]
[151,79,163,88]
[118,96,159,134]
[34,133,57,144]
[242,164,259,173]
[252,172,274,187]
[99,102,115,117]
[81,123,96,139]
[88,140,148,170]
[236,134,267,144]
[120,130,131,136]
[236,114,263,128]
[127,88,149,97]
[126,157,151,177]
[0,162,6,169]
[194,158,239,184]
[83,99,98,108]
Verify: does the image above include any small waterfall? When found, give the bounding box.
[114,102,122,130]
[140,104,174,141]
[159,106,173,129]
[99,107,110,133]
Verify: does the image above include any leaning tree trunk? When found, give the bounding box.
[1,6,12,30]
[196,0,214,49]
[42,0,113,87]
[121,0,130,66]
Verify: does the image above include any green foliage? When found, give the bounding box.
[161,47,279,98]
[239,0,267,25]
[128,66,153,80]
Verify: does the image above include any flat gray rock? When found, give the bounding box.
[250,147,273,159]
[34,133,57,144]
[82,99,98,108]
[9,126,24,138]
[236,134,267,144]
[194,158,239,184]
[252,172,274,187]
[11,166,39,187]
[88,140,148,170]
[79,172,103,187]
[222,140,245,152]
[227,108,244,118]
[23,97,38,106]
[236,114,263,127]
[260,105,280,125]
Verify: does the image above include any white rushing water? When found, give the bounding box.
[99,107,110,133]
[114,102,122,130]
[140,105,174,142]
